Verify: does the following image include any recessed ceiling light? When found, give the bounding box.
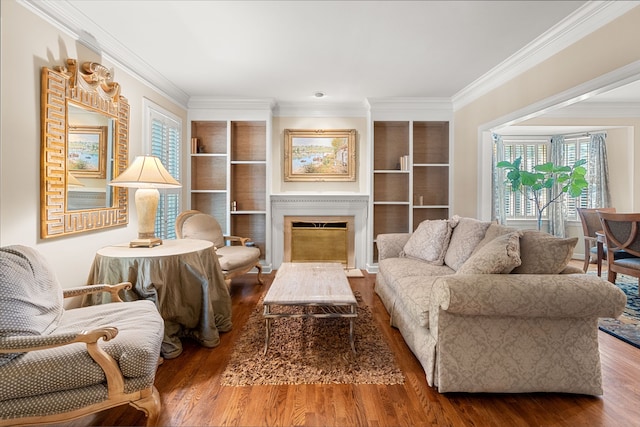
[314,91,325,98]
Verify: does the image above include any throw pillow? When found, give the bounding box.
[0,245,63,366]
[510,230,578,274]
[472,222,518,254]
[444,216,492,271]
[401,219,455,265]
[456,231,522,274]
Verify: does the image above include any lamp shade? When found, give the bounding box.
[110,155,181,188]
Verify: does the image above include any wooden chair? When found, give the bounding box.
[0,245,163,426]
[597,211,640,287]
[176,210,263,287]
[577,207,616,273]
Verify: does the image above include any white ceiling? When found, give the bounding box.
[29,1,640,120]
[42,1,591,102]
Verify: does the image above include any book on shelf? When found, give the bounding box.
[399,155,409,171]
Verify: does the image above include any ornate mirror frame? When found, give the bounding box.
[41,59,129,238]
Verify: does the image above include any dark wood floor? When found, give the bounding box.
[62,262,640,427]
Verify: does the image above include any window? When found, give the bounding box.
[497,137,548,221]
[496,135,590,222]
[562,136,590,220]
[144,100,182,239]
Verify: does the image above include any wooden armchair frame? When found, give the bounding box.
[0,282,161,427]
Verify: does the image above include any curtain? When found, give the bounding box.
[492,134,506,224]
[548,135,565,237]
[587,132,611,208]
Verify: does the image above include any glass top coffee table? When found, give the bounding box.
[263,262,357,355]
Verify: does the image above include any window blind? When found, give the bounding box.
[149,109,181,239]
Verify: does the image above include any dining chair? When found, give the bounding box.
[577,207,616,273]
[597,211,640,287]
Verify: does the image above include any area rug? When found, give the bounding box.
[221,292,405,386]
[594,273,640,349]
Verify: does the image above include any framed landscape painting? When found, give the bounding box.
[284,129,356,181]
[67,126,108,178]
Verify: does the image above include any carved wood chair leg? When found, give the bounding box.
[255,263,264,285]
[130,386,161,427]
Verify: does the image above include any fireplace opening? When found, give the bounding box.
[284,216,355,268]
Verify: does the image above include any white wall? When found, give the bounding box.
[452,6,640,218]
[0,1,187,287]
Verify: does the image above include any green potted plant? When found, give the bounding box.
[497,157,588,231]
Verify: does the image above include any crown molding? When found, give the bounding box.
[540,101,640,118]
[19,0,190,108]
[452,1,640,111]
[486,60,640,132]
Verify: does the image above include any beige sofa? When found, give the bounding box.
[375,216,627,395]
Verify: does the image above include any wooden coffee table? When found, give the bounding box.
[263,262,357,355]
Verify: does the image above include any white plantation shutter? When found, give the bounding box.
[147,104,181,239]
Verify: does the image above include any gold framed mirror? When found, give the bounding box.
[41,59,129,238]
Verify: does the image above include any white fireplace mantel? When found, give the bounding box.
[271,194,369,269]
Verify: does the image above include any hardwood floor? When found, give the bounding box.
[61,262,640,427]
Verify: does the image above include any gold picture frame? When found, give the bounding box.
[284,129,356,181]
[67,126,108,178]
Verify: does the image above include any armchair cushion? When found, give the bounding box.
[0,246,63,366]
[456,231,522,274]
[511,231,578,274]
[0,300,163,403]
[401,219,455,265]
[216,245,261,272]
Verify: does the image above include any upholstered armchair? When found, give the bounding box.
[597,211,640,286]
[176,210,263,287]
[0,245,164,426]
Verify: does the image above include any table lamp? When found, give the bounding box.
[110,155,181,247]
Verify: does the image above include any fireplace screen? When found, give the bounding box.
[290,221,348,264]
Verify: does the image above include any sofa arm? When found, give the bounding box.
[430,274,626,322]
[376,233,411,261]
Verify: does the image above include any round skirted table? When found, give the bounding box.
[85,239,232,359]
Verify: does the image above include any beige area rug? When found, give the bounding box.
[221,292,405,386]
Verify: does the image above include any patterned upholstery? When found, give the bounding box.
[0,245,164,425]
[374,218,628,395]
[444,216,491,270]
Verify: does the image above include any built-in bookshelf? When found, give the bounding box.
[189,120,267,260]
[371,120,450,262]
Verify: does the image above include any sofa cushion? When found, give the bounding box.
[394,275,442,327]
[0,246,63,366]
[457,231,522,274]
[379,257,455,289]
[511,230,578,274]
[445,216,492,271]
[401,219,455,265]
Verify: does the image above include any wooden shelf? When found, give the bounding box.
[373,121,409,170]
[191,121,226,154]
